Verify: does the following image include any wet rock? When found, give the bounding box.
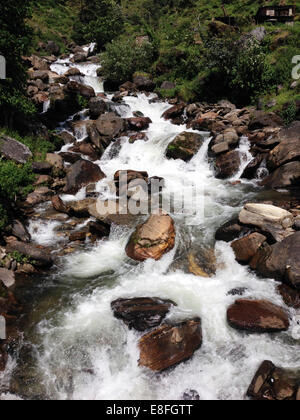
[69,141,99,161]
[260,161,300,190]
[0,268,15,288]
[88,97,107,118]
[65,80,95,99]
[215,151,241,179]
[58,152,81,164]
[69,231,87,242]
[126,117,152,131]
[0,135,32,164]
[133,75,155,92]
[67,198,96,217]
[251,232,300,290]
[215,219,249,242]
[0,342,8,372]
[119,81,137,92]
[182,390,200,401]
[11,220,31,243]
[111,297,176,331]
[95,112,126,139]
[138,318,202,372]
[89,200,137,227]
[248,111,283,131]
[162,103,185,121]
[51,196,69,214]
[64,67,83,77]
[64,160,106,195]
[6,240,53,268]
[129,132,148,144]
[114,170,148,197]
[227,287,247,297]
[166,132,205,162]
[239,203,294,242]
[227,299,289,333]
[87,221,111,239]
[189,111,219,131]
[247,361,300,400]
[188,249,216,278]
[126,212,176,262]
[241,154,265,179]
[231,233,267,263]
[46,153,64,175]
[278,284,300,309]
[25,187,52,206]
[267,122,300,170]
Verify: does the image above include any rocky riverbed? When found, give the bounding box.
[0,43,300,400]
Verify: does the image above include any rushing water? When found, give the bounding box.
[2,49,299,401]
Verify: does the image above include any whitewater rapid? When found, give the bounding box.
[2,50,299,401]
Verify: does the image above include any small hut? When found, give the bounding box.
[256,5,296,24]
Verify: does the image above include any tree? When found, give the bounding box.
[0,0,35,127]
[74,0,124,50]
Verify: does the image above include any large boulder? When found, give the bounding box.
[133,75,155,92]
[111,297,176,332]
[0,135,32,164]
[215,150,241,179]
[231,233,267,263]
[95,113,126,139]
[247,361,300,400]
[5,240,53,268]
[267,122,300,170]
[248,111,283,131]
[65,80,95,99]
[239,203,294,242]
[64,160,106,195]
[260,162,300,190]
[126,212,176,262]
[162,103,185,121]
[126,117,152,131]
[138,318,202,372]
[166,132,205,162]
[88,97,107,118]
[227,299,289,333]
[250,231,300,290]
[215,219,250,242]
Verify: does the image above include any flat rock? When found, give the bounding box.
[227,299,289,333]
[138,318,202,372]
[111,297,176,331]
[0,135,32,164]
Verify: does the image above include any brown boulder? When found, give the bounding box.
[5,240,53,268]
[133,75,155,92]
[227,299,289,333]
[126,212,176,262]
[260,161,300,189]
[166,132,205,162]
[65,80,95,99]
[138,318,202,372]
[88,97,107,118]
[231,233,267,263]
[162,103,185,121]
[95,113,126,139]
[111,297,176,332]
[0,135,32,164]
[126,117,152,131]
[51,196,69,214]
[248,111,283,131]
[64,160,106,195]
[267,122,300,170]
[215,150,241,179]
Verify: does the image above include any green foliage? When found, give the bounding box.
[73,0,124,50]
[0,0,35,127]
[101,37,156,86]
[280,102,298,126]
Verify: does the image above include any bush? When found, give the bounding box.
[101,37,156,86]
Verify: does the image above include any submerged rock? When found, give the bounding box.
[227,299,289,333]
[138,318,202,372]
[126,212,176,262]
[111,297,176,331]
[166,132,205,162]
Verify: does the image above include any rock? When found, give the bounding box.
[249,27,266,42]
[64,67,83,77]
[215,219,249,242]
[69,141,99,161]
[189,111,219,131]
[51,196,69,214]
[95,113,126,139]
[133,75,155,92]
[6,240,53,268]
[88,97,107,118]
[239,203,294,242]
[182,390,200,401]
[188,249,216,278]
[32,161,52,174]
[211,142,229,155]
[64,160,105,195]
[119,81,136,92]
[72,52,88,63]
[215,151,241,179]
[162,103,185,121]
[248,111,283,131]
[67,198,96,217]
[0,135,32,164]
[278,284,300,309]
[231,233,267,263]
[89,200,137,227]
[28,70,49,82]
[11,220,31,243]
[129,132,148,143]
[251,231,300,290]
[45,41,60,55]
[126,212,176,262]
[87,221,110,239]
[0,268,15,288]
[161,81,176,90]
[46,153,64,175]
[166,132,205,162]
[111,297,176,332]
[267,122,300,170]
[227,299,289,333]
[65,81,95,99]
[114,170,149,197]
[138,318,202,372]
[247,361,300,400]
[69,231,87,242]
[260,162,300,189]
[25,187,52,206]
[241,155,265,179]
[126,117,152,131]
[212,128,239,150]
